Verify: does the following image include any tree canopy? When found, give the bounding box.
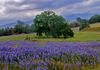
[34,10,74,38]
[0,20,34,36]
[89,14,100,24]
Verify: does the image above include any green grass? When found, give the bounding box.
[67,32,100,42]
[0,32,100,42]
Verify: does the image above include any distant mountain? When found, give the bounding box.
[0,23,16,28]
[0,20,33,28]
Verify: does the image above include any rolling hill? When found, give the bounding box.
[72,23,100,32]
[0,20,32,28]
[83,23,100,32]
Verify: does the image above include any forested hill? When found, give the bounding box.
[0,20,32,28]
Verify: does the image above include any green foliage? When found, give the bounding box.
[0,20,35,36]
[76,17,90,31]
[89,14,100,24]
[34,10,74,38]
[30,24,35,32]
[0,27,13,36]
[14,20,32,34]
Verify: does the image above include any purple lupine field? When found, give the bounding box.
[0,41,100,70]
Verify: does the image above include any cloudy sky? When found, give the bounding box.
[0,0,100,26]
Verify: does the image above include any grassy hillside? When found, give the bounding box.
[83,23,100,32]
[83,27,100,32]
[90,23,100,27]
[0,32,100,42]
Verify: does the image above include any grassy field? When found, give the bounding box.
[0,31,100,42]
[0,23,100,42]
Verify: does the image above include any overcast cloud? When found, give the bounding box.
[0,0,100,25]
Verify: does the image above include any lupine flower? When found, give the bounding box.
[0,41,100,70]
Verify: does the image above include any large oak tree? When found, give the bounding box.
[34,11,74,38]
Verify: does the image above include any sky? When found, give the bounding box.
[0,0,100,26]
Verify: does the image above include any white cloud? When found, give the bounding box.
[0,0,48,20]
[55,0,100,15]
[0,6,6,15]
[0,0,100,22]
[0,0,38,20]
